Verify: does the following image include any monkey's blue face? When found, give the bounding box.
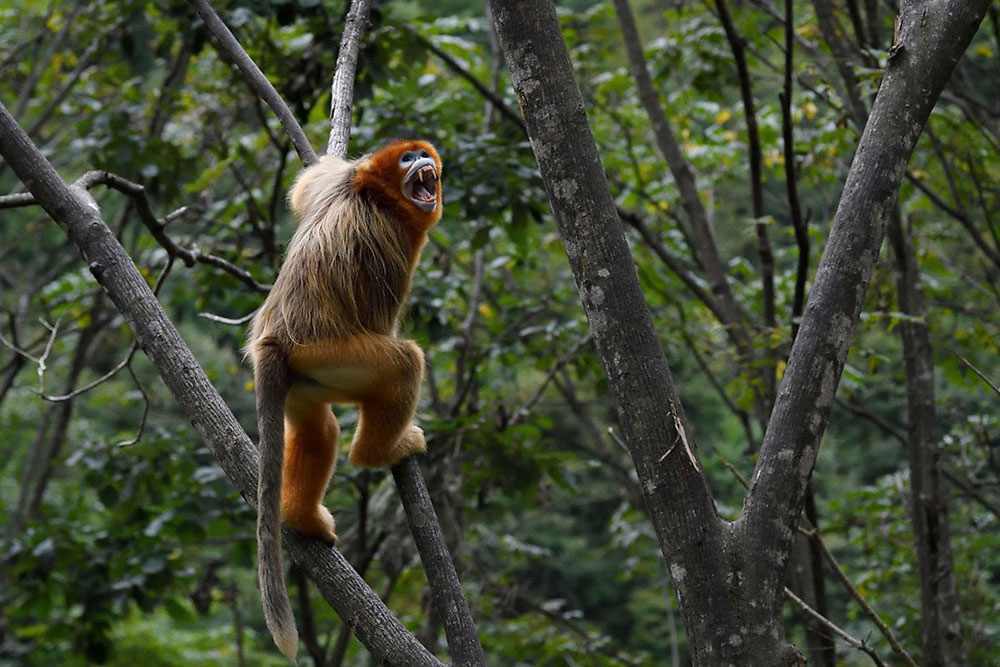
[400,150,438,213]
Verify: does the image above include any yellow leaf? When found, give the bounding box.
[478,303,494,319]
[714,109,732,125]
[723,130,738,143]
[976,45,993,58]
[797,24,819,39]
[803,101,818,121]
[775,360,786,381]
[244,380,255,393]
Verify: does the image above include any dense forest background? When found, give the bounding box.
[1,0,997,665]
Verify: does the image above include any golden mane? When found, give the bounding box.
[250,155,413,350]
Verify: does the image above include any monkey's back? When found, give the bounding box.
[248,155,413,357]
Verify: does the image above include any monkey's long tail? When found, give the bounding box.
[254,343,299,659]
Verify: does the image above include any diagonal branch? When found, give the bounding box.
[189,0,318,166]
[612,0,748,333]
[2,172,270,293]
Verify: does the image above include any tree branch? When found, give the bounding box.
[612,0,748,333]
[327,0,373,157]
[713,0,776,334]
[780,0,809,342]
[2,171,271,293]
[189,0,319,166]
[491,1,736,660]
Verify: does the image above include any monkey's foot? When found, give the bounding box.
[349,424,426,468]
[285,505,338,544]
[387,424,427,465]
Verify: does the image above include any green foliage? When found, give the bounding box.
[0,0,997,665]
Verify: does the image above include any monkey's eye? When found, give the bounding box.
[399,152,417,166]
[419,150,430,158]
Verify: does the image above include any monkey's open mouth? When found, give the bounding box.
[403,158,438,212]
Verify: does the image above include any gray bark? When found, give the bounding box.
[490,1,744,662]
[326,0,372,157]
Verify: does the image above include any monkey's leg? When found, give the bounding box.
[289,336,426,468]
[280,385,340,543]
[349,339,426,467]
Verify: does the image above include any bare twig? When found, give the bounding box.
[188,0,318,166]
[509,334,593,426]
[781,0,809,342]
[957,354,1000,397]
[783,588,887,667]
[4,173,270,292]
[40,340,138,402]
[199,310,258,326]
[327,0,373,157]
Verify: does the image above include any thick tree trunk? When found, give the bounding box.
[888,209,964,666]
[490,2,790,663]
[492,0,988,664]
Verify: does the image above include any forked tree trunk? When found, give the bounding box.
[490,0,988,663]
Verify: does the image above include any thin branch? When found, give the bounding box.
[391,457,487,666]
[327,0,373,157]
[40,340,138,402]
[835,397,907,445]
[199,310,258,326]
[618,207,730,326]
[783,588,887,667]
[957,353,1000,397]
[942,469,1000,518]
[713,0,776,333]
[189,0,318,166]
[449,251,486,416]
[906,171,1000,271]
[781,0,809,342]
[509,334,593,426]
[404,26,527,135]
[808,521,919,666]
[115,359,150,448]
[4,174,271,292]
